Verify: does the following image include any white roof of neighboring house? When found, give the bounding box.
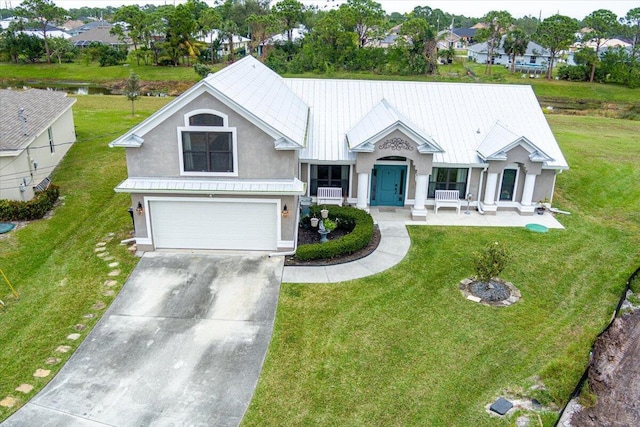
[197,30,250,45]
[582,38,632,49]
[267,27,307,44]
[0,89,76,153]
[468,37,550,57]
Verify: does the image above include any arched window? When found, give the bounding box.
[179,110,237,176]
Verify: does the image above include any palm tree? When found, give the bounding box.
[503,29,529,73]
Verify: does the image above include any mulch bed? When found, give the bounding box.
[284,225,381,266]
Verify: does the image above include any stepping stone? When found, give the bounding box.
[108,270,120,277]
[106,232,115,237]
[95,242,107,247]
[33,369,51,378]
[55,345,72,353]
[15,384,33,394]
[0,397,17,407]
[67,333,81,341]
[104,280,117,287]
[103,256,115,261]
[467,295,482,303]
[94,247,106,253]
[108,262,119,268]
[127,245,137,252]
[103,290,115,297]
[92,301,106,310]
[74,324,87,331]
[490,397,513,415]
[96,252,108,258]
[83,313,95,319]
[45,357,61,365]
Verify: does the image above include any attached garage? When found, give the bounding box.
[149,198,278,251]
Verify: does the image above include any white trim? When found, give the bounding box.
[498,165,520,202]
[177,125,239,177]
[183,109,229,126]
[278,240,295,249]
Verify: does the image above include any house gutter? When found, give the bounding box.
[269,198,301,258]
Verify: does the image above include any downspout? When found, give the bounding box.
[476,166,487,215]
[269,198,301,258]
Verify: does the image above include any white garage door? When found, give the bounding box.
[150,199,278,251]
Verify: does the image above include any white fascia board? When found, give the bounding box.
[349,122,443,153]
[0,149,22,157]
[274,137,303,150]
[109,134,144,148]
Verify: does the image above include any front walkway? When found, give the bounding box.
[282,208,565,284]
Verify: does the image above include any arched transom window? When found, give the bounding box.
[178,110,238,176]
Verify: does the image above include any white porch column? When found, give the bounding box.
[483,172,499,205]
[414,174,428,210]
[356,172,369,209]
[411,174,428,220]
[521,173,537,206]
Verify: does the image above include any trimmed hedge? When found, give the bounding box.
[295,205,374,261]
[0,185,60,221]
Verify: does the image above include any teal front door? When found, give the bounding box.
[371,165,406,206]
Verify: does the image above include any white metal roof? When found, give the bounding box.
[204,56,309,147]
[114,177,306,195]
[285,78,568,169]
[477,121,554,162]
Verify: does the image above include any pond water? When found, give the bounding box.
[0,82,113,95]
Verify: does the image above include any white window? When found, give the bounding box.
[178,110,238,177]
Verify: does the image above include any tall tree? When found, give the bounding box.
[535,14,578,79]
[15,0,66,63]
[271,0,304,42]
[247,13,280,59]
[400,16,438,74]
[476,10,513,75]
[112,5,148,66]
[583,9,619,82]
[199,8,221,65]
[339,0,385,48]
[502,28,529,73]
[620,7,640,59]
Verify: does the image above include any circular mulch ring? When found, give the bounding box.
[284,225,380,266]
[459,277,521,307]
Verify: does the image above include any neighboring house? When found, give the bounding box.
[257,27,307,57]
[197,30,250,58]
[110,56,568,252]
[468,37,551,68]
[67,20,111,37]
[368,24,402,48]
[70,27,129,49]
[0,89,76,201]
[437,27,477,51]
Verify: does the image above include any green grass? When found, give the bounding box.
[0,89,638,425]
[0,60,211,84]
[0,95,172,420]
[242,116,640,426]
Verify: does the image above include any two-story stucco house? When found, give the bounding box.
[0,89,77,201]
[110,56,568,253]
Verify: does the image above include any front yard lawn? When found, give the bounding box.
[243,115,640,426]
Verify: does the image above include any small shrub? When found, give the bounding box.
[0,185,60,221]
[295,206,374,261]
[472,241,512,283]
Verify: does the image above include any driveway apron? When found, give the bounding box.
[3,252,283,427]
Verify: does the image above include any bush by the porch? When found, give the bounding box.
[295,206,374,261]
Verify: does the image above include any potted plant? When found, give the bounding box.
[310,216,319,227]
[320,206,329,219]
[536,198,550,215]
[322,218,337,232]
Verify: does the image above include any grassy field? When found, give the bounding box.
[0,95,171,420]
[242,115,640,426]
[0,86,638,424]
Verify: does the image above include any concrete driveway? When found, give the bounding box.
[3,252,283,427]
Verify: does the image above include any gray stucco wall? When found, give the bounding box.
[125,92,297,179]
